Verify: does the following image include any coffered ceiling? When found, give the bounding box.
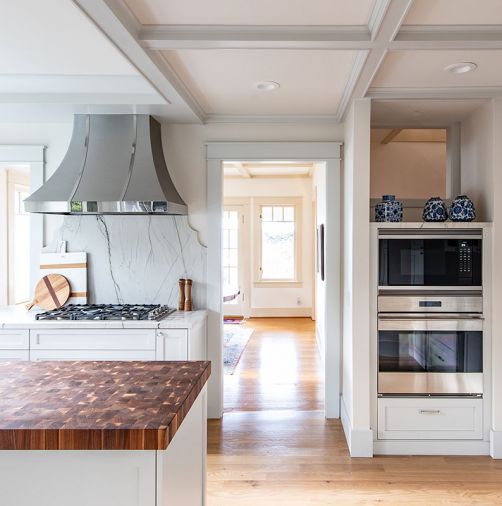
[3,1,502,124]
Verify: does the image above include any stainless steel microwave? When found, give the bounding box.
[378,231,482,289]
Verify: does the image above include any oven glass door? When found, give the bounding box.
[378,317,483,395]
[379,330,483,373]
[379,238,482,287]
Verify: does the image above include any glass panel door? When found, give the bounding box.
[223,206,244,317]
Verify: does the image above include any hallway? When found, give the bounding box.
[224,318,323,412]
[207,318,502,506]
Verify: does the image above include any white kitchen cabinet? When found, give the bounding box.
[30,329,156,351]
[0,330,29,349]
[156,329,188,360]
[156,321,207,361]
[30,350,156,361]
[0,349,30,361]
[378,397,483,440]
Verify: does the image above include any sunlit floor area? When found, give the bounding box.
[207,318,502,505]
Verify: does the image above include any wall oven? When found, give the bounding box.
[378,307,483,395]
[379,230,482,289]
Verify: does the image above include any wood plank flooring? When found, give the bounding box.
[208,317,502,505]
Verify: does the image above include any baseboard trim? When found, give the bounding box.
[374,439,490,456]
[249,307,312,317]
[340,396,374,457]
[490,429,502,458]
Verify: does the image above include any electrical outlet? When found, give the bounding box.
[297,297,301,306]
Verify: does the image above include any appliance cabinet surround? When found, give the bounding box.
[370,223,492,456]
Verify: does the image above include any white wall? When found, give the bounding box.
[224,176,313,315]
[461,102,494,222]
[341,98,373,457]
[370,129,447,199]
[161,122,344,246]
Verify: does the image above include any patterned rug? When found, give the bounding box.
[223,325,254,375]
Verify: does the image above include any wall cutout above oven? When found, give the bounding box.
[378,229,482,291]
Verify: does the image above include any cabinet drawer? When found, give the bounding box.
[30,329,156,350]
[30,350,156,361]
[378,397,483,440]
[0,330,29,349]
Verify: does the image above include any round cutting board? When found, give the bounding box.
[26,274,71,311]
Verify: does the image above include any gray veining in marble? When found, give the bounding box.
[45,215,206,309]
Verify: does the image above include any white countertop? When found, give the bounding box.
[0,306,207,330]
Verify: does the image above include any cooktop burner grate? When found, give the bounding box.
[35,304,175,321]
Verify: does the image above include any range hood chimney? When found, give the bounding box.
[24,114,187,215]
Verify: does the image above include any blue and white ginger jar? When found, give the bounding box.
[423,197,448,222]
[375,195,403,222]
[449,195,476,222]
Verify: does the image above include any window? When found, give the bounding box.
[222,209,239,301]
[256,199,301,284]
[7,169,30,304]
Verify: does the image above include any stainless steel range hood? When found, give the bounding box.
[24,114,187,215]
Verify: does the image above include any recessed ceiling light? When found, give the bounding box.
[444,62,477,74]
[255,81,280,91]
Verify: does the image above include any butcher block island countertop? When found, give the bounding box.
[0,360,210,450]
[0,360,211,506]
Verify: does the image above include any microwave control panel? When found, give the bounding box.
[459,241,472,274]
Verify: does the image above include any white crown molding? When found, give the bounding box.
[368,0,391,40]
[335,50,369,121]
[336,0,414,121]
[367,86,502,100]
[204,113,340,125]
[73,0,205,122]
[139,24,371,50]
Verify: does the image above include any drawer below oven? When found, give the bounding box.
[378,372,483,395]
[378,397,483,440]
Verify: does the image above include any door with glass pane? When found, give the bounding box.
[223,206,244,317]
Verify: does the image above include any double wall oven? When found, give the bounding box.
[377,229,483,396]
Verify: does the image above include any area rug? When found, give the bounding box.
[224,317,244,324]
[223,325,254,375]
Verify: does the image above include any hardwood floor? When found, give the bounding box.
[224,317,323,412]
[208,317,502,505]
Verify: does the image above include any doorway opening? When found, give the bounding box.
[222,160,324,413]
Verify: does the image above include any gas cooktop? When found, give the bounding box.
[35,304,175,321]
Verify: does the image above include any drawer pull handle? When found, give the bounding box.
[419,409,441,415]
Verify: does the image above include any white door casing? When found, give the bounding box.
[206,142,342,419]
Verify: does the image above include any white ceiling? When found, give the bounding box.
[3,0,502,124]
[372,50,502,88]
[403,0,502,25]
[0,0,136,75]
[371,99,487,127]
[124,0,375,25]
[223,162,313,178]
[164,49,359,115]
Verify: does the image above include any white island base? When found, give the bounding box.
[0,388,207,506]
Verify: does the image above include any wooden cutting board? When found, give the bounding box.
[39,251,88,304]
[26,274,71,311]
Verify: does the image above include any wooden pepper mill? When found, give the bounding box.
[184,279,193,312]
[178,279,186,311]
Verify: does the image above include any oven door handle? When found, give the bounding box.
[378,317,483,332]
[378,313,484,320]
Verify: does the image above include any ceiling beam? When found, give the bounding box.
[72,0,205,122]
[235,163,252,178]
[392,25,502,50]
[335,0,414,121]
[139,25,371,50]
[367,86,502,100]
[381,128,402,143]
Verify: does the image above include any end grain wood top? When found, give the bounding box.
[0,360,210,451]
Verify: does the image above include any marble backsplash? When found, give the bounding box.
[45,215,207,309]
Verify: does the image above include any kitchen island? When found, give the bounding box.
[0,360,210,506]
